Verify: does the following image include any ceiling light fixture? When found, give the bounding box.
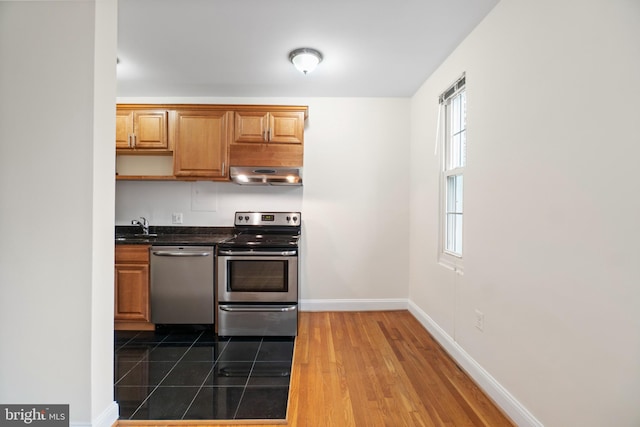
[289,48,323,75]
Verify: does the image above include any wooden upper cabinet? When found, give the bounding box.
[234,111,268,143]
[173,110,232,179]
[115,110,134,149]
[235,110,304,144]
[115,104,307,179]
[269,111,305,144]
[116,108,169,151]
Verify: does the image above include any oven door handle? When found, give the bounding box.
[218,249,297,256]
[219,304,297,313]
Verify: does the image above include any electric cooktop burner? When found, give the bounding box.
[219,211,301,249]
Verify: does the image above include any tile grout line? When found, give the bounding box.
[180,334,233,419]
[114,331,160,388]
[127,333,169,419]
[128,331,198,419]
[114,330,140,352]
[180,330,213,420]
[231,337,263,420]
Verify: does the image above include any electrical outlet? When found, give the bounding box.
[474,309,484,332]
[172,212,183,224]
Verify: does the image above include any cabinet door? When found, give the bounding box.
[173,110,231,178]
[132,111,168,149]
[234,111,269,143]
[115,110,134,149]
[114,263,150,321]
[115,109,168,151]
[234,110,304,144]
[268,111,304,144]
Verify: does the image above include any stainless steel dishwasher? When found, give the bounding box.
[150,246,214,324]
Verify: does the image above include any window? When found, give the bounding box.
[439,75,466,263]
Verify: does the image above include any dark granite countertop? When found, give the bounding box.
[115,225,235,245]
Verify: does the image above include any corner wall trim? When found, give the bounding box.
[407,301,544,427]
[299,298,408,312]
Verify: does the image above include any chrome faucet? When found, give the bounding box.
[131,217,149,235]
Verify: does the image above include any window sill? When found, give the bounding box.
[438,253,464,275]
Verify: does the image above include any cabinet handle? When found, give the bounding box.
[222,162,226,176]
[132,134,136,147]
[128,134,132,148]
[266,129,271,142]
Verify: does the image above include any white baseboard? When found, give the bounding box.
[407,301,543,427]
[71,401,118,427]
[299,298,408,312]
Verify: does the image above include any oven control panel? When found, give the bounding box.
[235,211,301,227]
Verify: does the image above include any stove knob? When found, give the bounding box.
[244,216,249,221]
[238,216,243,221]
[286,216,291,221]
[292,216,298,222]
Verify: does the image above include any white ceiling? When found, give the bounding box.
[117,0,499,98]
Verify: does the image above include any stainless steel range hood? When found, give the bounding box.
[230,166,302,186]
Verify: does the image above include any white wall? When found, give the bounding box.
[409,1,640,426]
[301,98,411,305]
[116,181,302,226]
[91,0,119,423]
[0,1,117,426]
[116,96,411,307]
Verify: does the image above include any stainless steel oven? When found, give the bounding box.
[217,211,300,336]
[217,249,298,302]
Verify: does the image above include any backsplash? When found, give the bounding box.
[115,180,303,226]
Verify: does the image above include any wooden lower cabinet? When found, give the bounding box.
[115,245,154,331]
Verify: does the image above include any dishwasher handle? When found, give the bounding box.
[152,250,212,257]
[219,304,297,313]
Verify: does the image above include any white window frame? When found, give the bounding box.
[438,75,466,272]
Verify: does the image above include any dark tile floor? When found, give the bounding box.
[114,325,293,421]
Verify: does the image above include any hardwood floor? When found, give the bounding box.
[117,311,514,427]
